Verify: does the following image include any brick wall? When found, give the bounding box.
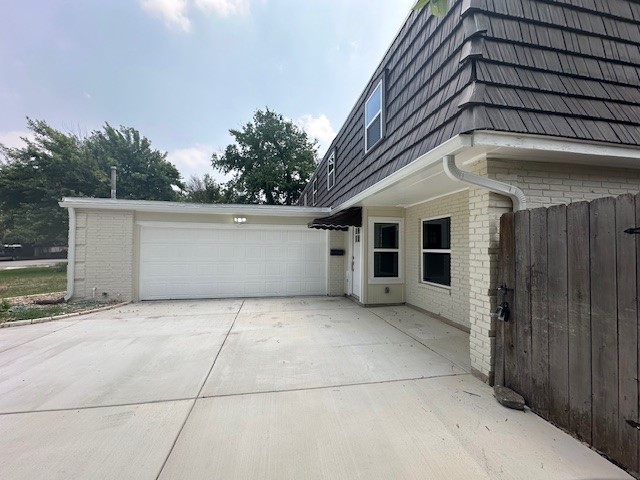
[468,158,640,383]
[73,209,135,301]
[405,190,471,329]
[328,230,346,296]
[489,159,640,208]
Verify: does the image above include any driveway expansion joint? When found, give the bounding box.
[153,299,245,480]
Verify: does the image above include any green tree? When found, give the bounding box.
[86,124,183,201]
[183,174,228,203]
[0,119,183,245]
[0,119,103,244]
[413,0,449,16]
[212,109,318,205]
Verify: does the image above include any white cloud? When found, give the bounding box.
[166,144,230,184]
[140,0,191,31]
[194,0,251,17]
[0,130,33,150]
[297,114,336,156]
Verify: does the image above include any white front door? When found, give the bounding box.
[351,227,362,299]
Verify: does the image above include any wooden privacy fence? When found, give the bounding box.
[496,193,640,475]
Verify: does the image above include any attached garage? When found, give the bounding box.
[138,223,327,300]
[59,198,342,302]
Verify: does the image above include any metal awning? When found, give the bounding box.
[308,207,362,231]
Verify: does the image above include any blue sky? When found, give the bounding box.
[0,0,415,182]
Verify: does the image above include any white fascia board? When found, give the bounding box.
[332,134,473,212]
[58,198,331,217]
[471,131,640,160]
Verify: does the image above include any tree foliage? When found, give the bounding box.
[413,0,449,16]
[183,174,228,203]
[0,119,183,245]
[212,109,318,205]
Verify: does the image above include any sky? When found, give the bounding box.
[0,0,415,183]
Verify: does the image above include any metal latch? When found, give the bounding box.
[624,227,640,235]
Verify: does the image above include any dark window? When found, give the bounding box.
[327,152,335,190]
[372,221,400,279]
[422,217,451,286]
[365,80,383,152]
[375,252,398,277]
[312,178,317,205]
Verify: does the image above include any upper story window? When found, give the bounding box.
[365,79,384,153]
[327,152,335,191]
[312,178,318,206]
[421,217,451,287]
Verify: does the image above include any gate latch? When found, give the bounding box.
[624,227,640,235]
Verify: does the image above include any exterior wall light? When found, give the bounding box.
[233,217,247,224]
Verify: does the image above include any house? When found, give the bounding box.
[299,0,640,383]
[61,0,640,384]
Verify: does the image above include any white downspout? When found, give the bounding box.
[64,207,76,301]
[442,155,527,211]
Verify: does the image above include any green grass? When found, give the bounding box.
[0,263,67,298]
[1,304,65,322]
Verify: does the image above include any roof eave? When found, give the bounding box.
[58,198,331,217]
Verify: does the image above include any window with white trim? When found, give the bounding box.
[312,178,317,206]
[327,152,335,190]
[368,217,403,283]
[421,217,451,287]
[365,79,384,152]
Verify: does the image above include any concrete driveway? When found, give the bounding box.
[0,297,630,479]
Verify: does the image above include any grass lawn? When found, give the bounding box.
[0,263,67,298]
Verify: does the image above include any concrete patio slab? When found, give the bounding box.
[0,297,631,479]
[0,400,191,480]
[201,306,464,396]
[0,313,235,413]
[160,376,628,480]
[0,320,79,354]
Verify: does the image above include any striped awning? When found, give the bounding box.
[308,207,362,231]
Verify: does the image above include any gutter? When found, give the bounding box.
[442,154,527,211]
[64,207,76,301]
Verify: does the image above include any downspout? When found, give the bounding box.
[442,155,527,211]
[64,207,76,301]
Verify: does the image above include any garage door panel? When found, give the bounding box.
[139,225,327,300]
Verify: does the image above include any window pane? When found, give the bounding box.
[365,83,382,124]
[366,116,382,150]
[423,253,451,286]
[374,223,398,249]
[423,218,450,249]
[374,252,398,278]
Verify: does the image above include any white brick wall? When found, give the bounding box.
[73,209,135,301]
[405,191,470,329]
[468,158,640,383]
[489,159,640,208]
[328,230,346,296]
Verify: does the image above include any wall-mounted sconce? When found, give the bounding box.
[233,217,247,224]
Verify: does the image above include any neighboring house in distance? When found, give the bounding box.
[60,0,640,385]
[300,0,640,382]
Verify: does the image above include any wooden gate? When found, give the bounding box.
[496,193,640,475]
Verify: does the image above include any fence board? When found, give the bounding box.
[590,196,619,459]
[547,204,569,428]
[529,207,549,416]
[566,201,592,444]
[514,210,532,402]
[495,213,515,387]
[501,213,517,388]
[616,194,638,472]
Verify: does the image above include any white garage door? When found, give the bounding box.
[138,223,327,300]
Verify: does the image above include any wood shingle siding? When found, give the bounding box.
[302,0,640,208]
